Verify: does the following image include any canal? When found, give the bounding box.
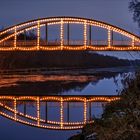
[0,66,137,140]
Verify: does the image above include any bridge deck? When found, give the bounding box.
[0,45,140,51]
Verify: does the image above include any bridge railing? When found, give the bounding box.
[0,40,138,48]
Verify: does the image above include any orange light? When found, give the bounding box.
[0,17,139,51]
[0,96,120,130]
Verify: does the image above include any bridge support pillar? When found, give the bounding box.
[37,97,40,126]
[108,28,111,49]
[37,21,40,50]
[67,23,70,46]
[45,102,48,122]
[67,102,70,122]
[14,26,17,50]
[89,25,92,46]
[84,21,87,50]
[46,23,48,45]
[60,19,64,50]
[60,97,64,128]
[14,98,17,121]
[132,36,135,49]
[24,30,26,46]
[111,30,113,46]
[89,102,92,120]
[84,98,87,123]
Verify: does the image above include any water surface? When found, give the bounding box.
[0,67,136,140]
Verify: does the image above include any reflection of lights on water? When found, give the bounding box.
[0,96,120,130]
[0,75,97,88]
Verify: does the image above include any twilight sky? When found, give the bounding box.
[0,0,140,59]
[0,0,138,33]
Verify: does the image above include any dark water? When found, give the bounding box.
[0,67,137,140]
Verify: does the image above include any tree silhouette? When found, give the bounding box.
[17,30,37,40]
[129,0,140,27]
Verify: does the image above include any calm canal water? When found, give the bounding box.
[0,67,137,140]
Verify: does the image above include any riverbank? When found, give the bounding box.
[0,51,138,69]
[69,72,140,140]
[0,66,139,75]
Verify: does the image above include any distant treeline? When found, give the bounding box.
[0,51,139,70]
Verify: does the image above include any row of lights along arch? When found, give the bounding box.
[0,17,139,51]
[0,96,120,130]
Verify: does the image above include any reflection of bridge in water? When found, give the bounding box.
[0,17,140,51]
[0,95,120,130]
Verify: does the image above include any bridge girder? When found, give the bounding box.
[0,16,139,51]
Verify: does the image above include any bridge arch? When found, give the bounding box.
[0,16,140,51]
[0,96,120,130]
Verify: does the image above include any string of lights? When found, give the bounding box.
[0,17,139,51]
[0,96,120,130]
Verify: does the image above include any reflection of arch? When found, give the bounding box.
[0,95,120,130]
[0,17,140,51]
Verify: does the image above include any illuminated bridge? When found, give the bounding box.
[0,16,140,51]
[0,95,120,130]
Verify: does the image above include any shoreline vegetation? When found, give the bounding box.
[0,51,140,70]
[69,72,140,140]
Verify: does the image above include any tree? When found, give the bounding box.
[129,0,140,27]
[17,30,37,40]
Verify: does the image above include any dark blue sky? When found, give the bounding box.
[0,0,139,59]
[0,0,138,33]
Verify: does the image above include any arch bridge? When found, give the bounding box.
[0,95,120,130]
[0,17,140,51]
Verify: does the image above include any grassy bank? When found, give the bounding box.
[69,73,140,140]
